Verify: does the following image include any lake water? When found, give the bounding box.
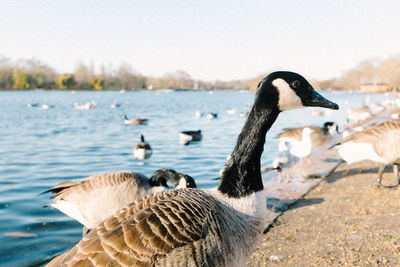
[0,89,395,266]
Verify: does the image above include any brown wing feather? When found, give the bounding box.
[278,127,303,140]
[342,119,400,145]
[47,189,214,266]
[50,171,148,201]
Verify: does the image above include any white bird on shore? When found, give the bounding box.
[272,140,296,183]
[288,127,314,166]
[278,121,339,150]
[347,106,372,123]
[47,71,338,267]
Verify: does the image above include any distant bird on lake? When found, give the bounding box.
[41,103,55,109]
[74,101,96,110]
[122,114,148,125]
[227,108,236,115]
[133,135,152,159]
[45,169,197,234]
[179,130,202,145]
[206,112,218,119]
[27,102,39,108]
[110,101,121,108]
[195,110,203,118]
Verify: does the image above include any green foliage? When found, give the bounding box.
[13,68,31,89]
[55,74,75,89]
[89,77,105,90]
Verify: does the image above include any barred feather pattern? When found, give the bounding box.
[49,171,154,228]
[342,119,400,160]
[47,188,264,267]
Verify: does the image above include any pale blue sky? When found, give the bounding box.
[1,0,399,81]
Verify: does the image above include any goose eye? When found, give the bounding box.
[292,81,301,88]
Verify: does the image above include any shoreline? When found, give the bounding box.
[249,161,400,266]
[251,109,400,266]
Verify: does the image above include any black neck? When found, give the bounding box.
[218,87,279,198]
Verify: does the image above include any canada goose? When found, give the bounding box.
[179,130,202,145]
[27,102,39,107]
[347,106,372,123]
[272,140,296,183]
[47,71,338,266]
[110,101,121,108]
[278,121,339,149]
[45,169,197,233]
[122,114,148,125]
[206,112,218,119]
[42,103,55,109]
[334,119,400,187]
[133,135,152,159]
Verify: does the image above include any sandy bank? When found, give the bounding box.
[248,161,400,266]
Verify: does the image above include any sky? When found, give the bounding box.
[1,0,400,81]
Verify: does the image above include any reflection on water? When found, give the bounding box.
[0,90,394,266]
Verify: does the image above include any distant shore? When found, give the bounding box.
[247,161,400,266]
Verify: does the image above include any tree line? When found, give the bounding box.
[1,54,400,91]
[0,56,248,91]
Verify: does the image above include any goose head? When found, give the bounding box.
[149,168,178,187]
[149,168,197,189]
[258,71,339,112]
[322,121,339,135]
[174,173,197,189]
[219,71,338,198]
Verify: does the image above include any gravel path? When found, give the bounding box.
[247,161,400,266]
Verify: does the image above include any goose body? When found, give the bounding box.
[179,130,202,145]
[110,101,121,108]
[122,114,148,125]
[206,113,218,119]
[46,169,196,230]
[337,119,400,186]
[47,71,338,266]
[390,108,400,119]
[133,135,152,159]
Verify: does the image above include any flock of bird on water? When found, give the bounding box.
[28,71,400,266]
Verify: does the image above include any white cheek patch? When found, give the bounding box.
[272,78,303,110]
[176,177,187,189]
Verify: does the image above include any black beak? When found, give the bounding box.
[307,90,339,110]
